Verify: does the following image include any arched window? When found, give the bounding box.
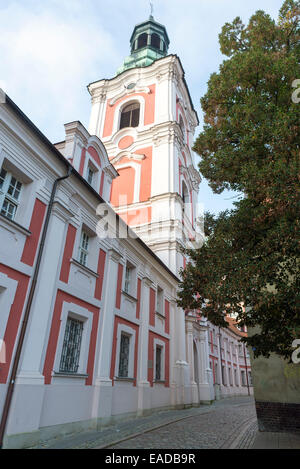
[151,33,160,49]
[119,102,140,129]
[137,33,148,49]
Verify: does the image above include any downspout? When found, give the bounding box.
[0,166,72,448]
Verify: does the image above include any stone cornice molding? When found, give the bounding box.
[109,85,151,107]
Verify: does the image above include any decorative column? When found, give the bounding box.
[185,318,198,404]
[197,323,214,404]
[137,275,152,416]
[91,247,123,423]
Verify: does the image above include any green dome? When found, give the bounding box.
[117,16,170,75]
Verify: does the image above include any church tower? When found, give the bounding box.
[88,14,202,276]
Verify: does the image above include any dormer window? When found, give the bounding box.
[87,167,94,185]
[120,102,140,130]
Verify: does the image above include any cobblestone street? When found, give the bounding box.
[107,396,257,450]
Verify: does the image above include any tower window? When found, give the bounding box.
[137,33,148,49]
[120,102,140,129]
[151,33,160,49]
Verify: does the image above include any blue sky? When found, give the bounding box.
[0,0,284,214]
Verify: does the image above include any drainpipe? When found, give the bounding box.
[243,343,250,396]
[0,167,72,448]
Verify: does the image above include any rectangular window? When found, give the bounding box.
[156,286,164,315]
[59,317,84,373]
[0,168,23,221]
[118,333,130,377]
[78,231,89,266]
[155,346,162,381]
[124,262,135,295]
[124,266,131,294]
[87,167,94,185]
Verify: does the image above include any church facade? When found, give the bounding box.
[0,16,252,449]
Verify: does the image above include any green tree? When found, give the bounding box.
[178,0,300,359]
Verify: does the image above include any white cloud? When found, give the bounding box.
[0,1,121,141]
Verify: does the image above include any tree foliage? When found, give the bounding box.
[177,0,300,359]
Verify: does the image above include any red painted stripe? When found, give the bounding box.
[110,316,139,386]
[94,249,106,300]
[0,264,30,384]
[164,299,170,334]
[149,288,155,326]
[87,146,101,167]
[115,263,123,309]
[59,224,77,283]
[43,290,100,385]
[21,199,46,266]
[86,307,100,386]
[79,148,86,176]
[136,278,141,319]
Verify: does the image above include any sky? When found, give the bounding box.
[0,0,285,214]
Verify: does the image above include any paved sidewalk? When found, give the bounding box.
[29,396,255,449]
[252,431,300,449]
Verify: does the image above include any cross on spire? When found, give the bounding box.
[149,0,154,18]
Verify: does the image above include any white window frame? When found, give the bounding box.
[113,96,146,135]
[153,338,165,383]
[78,230,90,267]
[156,286,164,316]
[123,261,136,297]
[83,152,101,191]
[115,324,136,379]
[0,168,23,221]
[53,302,93,376]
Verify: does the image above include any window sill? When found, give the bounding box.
[115,376,135,382]
[0,213,31,237]
[71,258,99,279]
[122,290,138,302]
[53,371,88,379]
[154,380,166,384]
[155,311,165,320]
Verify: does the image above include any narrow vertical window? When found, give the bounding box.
[155,346,162,381]
[78,231,89,266]
[156,286,163,315]
[59,317,84,373]
[87,166,94,185]
[118,333,130,378]
[124,266,131,294]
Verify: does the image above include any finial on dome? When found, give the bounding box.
[149,1,154,19]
